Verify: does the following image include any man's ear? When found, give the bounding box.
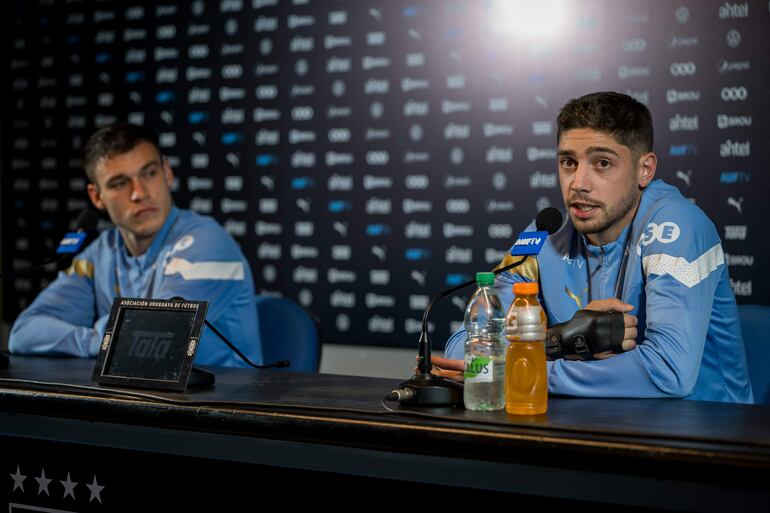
[87,183,105,211]
[162,157,175,187]
[638,152,657,188]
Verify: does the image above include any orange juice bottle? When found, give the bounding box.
[505,282,548,415]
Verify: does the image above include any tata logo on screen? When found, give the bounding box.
[127,331,175,361]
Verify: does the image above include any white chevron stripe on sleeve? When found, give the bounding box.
[164,257,245,281]
[642,243,724,288]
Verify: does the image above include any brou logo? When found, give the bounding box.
[637,222,680,254]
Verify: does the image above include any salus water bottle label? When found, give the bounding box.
[465,355,493,383]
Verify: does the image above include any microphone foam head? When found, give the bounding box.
[74,208,101,232]
[535,207,563,234]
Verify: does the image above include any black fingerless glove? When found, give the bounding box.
[545,310,625,360]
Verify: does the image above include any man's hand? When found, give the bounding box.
[427,355,465,382]
[584,298,638,359]
[430,298,637,375]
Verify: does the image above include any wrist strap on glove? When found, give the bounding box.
[545,310,625,360]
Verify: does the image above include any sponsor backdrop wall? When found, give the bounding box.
[2,0,767,350]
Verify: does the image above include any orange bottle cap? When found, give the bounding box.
[513,282,539,295]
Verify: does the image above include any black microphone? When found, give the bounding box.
[0,207,100,280]
[387,207,563,407]
[534,206,563,235]
[72,208,101,233]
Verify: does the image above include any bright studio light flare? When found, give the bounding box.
[488,0,567,37]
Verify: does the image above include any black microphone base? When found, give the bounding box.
[390,374,463,407]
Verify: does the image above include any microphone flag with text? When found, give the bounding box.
[56,207,101,254]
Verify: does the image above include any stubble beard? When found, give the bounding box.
[568,184,640,237]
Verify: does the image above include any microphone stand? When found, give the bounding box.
[0,255,68,280]
[0,209,101,279]
[390,255,529,407]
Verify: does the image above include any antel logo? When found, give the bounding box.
[670,62,696,76]
[719,2,749,19]
[720,86,748,101]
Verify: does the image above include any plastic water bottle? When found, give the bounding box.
[463,272,505,411]
[505,282,548,415]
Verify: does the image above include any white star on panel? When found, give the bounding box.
[35,468,52,496]
[60,472,78,500]
[10,465,26,492]
[86,475,105,504]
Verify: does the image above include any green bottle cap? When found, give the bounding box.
[475,272,495,286]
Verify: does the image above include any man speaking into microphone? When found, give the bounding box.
[8,122,262,367]
[439,91,753,404]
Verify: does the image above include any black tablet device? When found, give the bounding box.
[92,297,209,391]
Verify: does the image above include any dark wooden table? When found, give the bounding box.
[1,356,769,511]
